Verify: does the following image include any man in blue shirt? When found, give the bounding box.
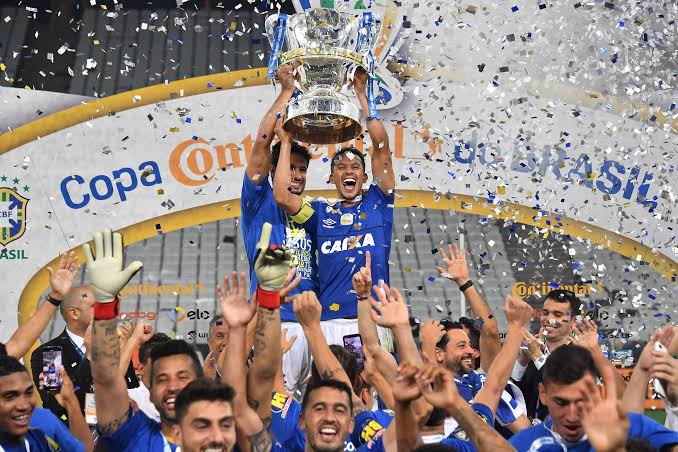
[0,355,85,452]
[273,68,396,344]
[241,63,318,397]
[510,344,678,451]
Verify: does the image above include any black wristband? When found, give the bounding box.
[458,280,474,292]
[46,294,62,307]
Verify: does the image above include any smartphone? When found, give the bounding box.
[653,341,668,399]
[343,334,365,369]
[42,346,63,392]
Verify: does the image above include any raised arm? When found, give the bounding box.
[6,252,80,359]
[474,296,532,416]
[271,116,304,215]
[355,252,398,381]
[393,363,425,452]
[246,64,297,184]
[217,272,271,451]
[294,291,365,414]
[118,321,153,378]
[623,326,674,413]
[83,229,142,435]
[56,368,94,452]
[416,362,514,452]
[571,318,626,399]
[353,68,395,195]
[435,243,501,370]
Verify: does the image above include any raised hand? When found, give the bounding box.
[434,243,470,285]
[522,329,545,362]
[571,318,600,352]
[393,362,422,403]
[352,251,372,299]
[131,321,154,346]
[504,295,533,327]
[352,67,369,97]
[274,113,293,144]
[368,283,409,329]
[415,359,461,409]
[280,267,302,304]
[280,329,297,355]
[276,61,300,93]
[82,228,142,302]
[651,350,678,405]
[55,367,77,408]
[637,325,675,373]
[217,272,255,328]
[254,223,294,292]
[580,367,629,452]
[420,320,445,346]
[47,251,80,298]
[293,291,322,330]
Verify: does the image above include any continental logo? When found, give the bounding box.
[118,282,205,298]
[511,282,605,298]
[271,392,292,418]
[321,233,375,255]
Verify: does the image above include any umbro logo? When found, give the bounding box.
[323,218,336,227]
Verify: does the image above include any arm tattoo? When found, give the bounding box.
[98,410,130,436]
[249,428,273,452]
[252,307,276,354]
[321,367,342,380]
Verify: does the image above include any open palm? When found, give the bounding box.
[217,272,255,328]
[435,244,469,283]
[48,251,80,297]
[369,283,408,328]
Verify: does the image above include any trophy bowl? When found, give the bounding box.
[266,8,382,144]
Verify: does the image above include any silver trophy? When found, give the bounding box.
[265,8,382,144]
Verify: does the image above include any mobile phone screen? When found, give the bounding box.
[343,334,365,369]
[43,348,63,391]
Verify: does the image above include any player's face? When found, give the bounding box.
[174,401,236,452]
[540,299,573,342]
[150,355,198,422]
[330,154,367,201]
[301,387,354,452]
[207,318,229,358]
[289,153,309,195]
[0,372,36,439]
[539,376,591,443]
[437,329,475,375]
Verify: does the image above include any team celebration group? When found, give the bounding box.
[2,66,678,452]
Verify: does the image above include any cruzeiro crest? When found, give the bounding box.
[0,186,29,246]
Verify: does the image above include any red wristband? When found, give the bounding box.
[94,298,120,320]
[256,287,281,310]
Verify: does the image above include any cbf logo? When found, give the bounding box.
[291,0,405,110]
[0,176,29,260]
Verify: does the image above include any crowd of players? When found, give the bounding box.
[1,65,678,452]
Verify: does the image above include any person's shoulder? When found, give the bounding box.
[509,422,549,445]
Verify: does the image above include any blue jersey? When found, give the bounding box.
[441,403,494,452]
[294,184,394,319]
[454,370,523,426]
[510,412,678,451]
[99,408,176,452]
[30,408,84,452]
[240,175,318,321]
[269,391,390,451]
[0,428,62,451]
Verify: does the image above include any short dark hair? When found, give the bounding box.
[331,146,366,172]
[413,444,459,452]
[150,340,204,382]
[272,141,311,167]
[544,289,582,317]
[436,319,464,350]
[139,333,172,364]
[302,379,353,414]
[542,344,596,386]
[310,345,359,393]
[0,355,27,377]
[175,378,235,423]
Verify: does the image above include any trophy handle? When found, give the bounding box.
[265,14,280,48]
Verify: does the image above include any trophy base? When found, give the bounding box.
[284,91,362,145]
